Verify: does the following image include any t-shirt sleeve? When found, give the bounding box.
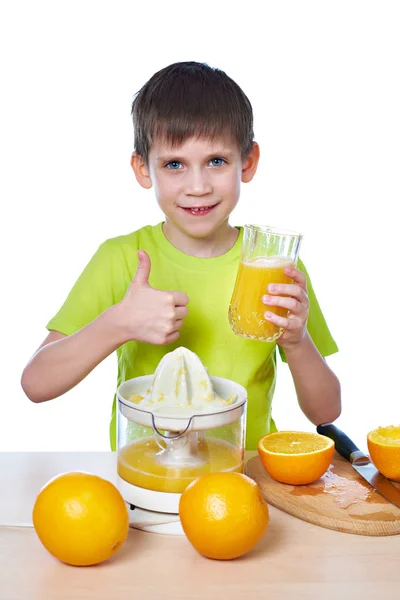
[46,240,125,336]
[278,257,338,363]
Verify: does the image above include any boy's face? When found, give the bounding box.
[132,136,259,241]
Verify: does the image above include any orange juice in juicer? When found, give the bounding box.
[116,347,247,535]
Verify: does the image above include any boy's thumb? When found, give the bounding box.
[133,250,151,286]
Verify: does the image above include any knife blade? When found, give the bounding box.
[317,423,400,509]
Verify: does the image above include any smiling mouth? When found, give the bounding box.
[180,204,218,216]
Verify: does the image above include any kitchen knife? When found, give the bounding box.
[317,423,400,509]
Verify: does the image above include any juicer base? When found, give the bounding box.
[126,504,184,536]
[117,476,181,513]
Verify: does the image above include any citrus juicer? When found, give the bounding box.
[116,348,247,535]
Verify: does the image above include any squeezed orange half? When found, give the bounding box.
[367,425,400,482]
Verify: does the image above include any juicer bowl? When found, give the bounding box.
[117,375,247,433]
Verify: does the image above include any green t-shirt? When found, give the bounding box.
[46,223,338,450]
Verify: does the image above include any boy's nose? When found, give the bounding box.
[183,169,213,196]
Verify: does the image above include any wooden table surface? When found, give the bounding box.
[0,452,399,600]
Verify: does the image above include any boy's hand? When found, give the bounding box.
[117,250,189,345]
[262,266,309,350]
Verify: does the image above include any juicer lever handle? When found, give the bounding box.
[151,413,192,439]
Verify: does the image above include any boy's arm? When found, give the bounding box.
[284,333,341,425]
[22,251,189,403]
[21,306,127,402]
[263,265,341,425]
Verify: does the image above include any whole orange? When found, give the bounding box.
[367,425,400,482]
[258,431,334,485]
[179,472,269,560]
[32,472,129,566]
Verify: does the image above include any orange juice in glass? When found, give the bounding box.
[229,225,302,342]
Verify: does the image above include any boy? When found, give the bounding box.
[21,61,341,450]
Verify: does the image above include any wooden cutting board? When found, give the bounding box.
[245,452,400,536]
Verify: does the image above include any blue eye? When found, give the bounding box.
[209,158,225,167]
[166,161,182,170]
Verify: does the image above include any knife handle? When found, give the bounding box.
[317,423,362,462]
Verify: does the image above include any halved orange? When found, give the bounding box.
[367,425,400,482]
[258,431,335,485]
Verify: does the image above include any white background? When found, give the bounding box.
[1,1,399,452]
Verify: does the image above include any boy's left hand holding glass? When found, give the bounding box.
[262,266,310,351]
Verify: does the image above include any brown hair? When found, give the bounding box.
[131,61,254,164]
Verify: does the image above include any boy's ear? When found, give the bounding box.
[131,153,153,189]
[241,142,260,183]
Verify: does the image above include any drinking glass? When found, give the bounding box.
[228,225,303,342]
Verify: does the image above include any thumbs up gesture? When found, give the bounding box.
[117,250,189,345]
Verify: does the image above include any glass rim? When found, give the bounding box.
[244,224,303,238]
